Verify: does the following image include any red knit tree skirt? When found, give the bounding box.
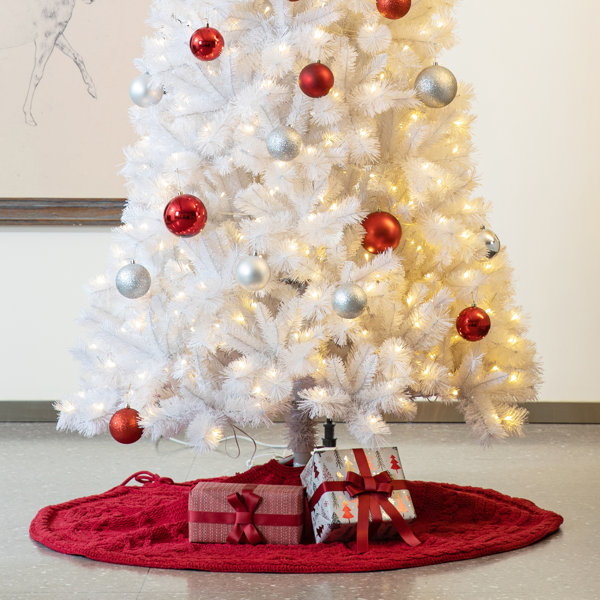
[29,460,563,573]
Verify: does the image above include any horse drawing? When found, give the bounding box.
[2,0,96,126]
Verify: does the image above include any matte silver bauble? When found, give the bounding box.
[115,261,151,299]
[414,64,457,108]
[266,126,303,161]
[332,283,367,319]
[129,73,163,107]
[479,227,501,260]
[236,255,271,291]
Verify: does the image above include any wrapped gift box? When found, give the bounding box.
[300,447,417,546]
[188,482,304,545]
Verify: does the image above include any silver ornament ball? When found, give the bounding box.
[332,283,368,319]
[116,261,151,299]
[414,64,457,108]
[236,255,271,291]
[480,228,501,260]
[266,126,303,161]
[129,73,163,107]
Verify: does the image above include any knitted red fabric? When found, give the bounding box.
[29,460,563,573]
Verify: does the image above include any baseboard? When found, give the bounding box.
[409,401,600,424]
[1,401,599,424]
[0,401,58,422]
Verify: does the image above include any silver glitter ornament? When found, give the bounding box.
[414,64,457,108]
[236,255,271,291]
[129,73,163,107]
[116,261,151,299]
[479,227,501,260]
[332,283,367,319]
[266,126,303,161]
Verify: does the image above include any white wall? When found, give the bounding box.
[0,227,113,400]
[446,0,600,401]
[1,0,598,402]
[0,0,148,401]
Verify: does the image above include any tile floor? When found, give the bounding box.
[0,422,598,599]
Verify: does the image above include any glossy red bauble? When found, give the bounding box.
[298,62,334,98]
[362,211,402,254]
[109,407,143,444]
[456,305,491,342]
[163,194,207,237]
[376,0,411,19]
[190,26,225,61]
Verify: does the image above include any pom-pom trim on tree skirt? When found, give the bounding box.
[29,460,562,573]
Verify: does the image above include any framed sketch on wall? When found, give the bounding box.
[0,0,152,225]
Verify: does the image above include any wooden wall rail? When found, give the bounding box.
[0,199,126,226]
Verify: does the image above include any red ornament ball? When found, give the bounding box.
[376,0,411,19]
[299,62,334,98]
[456,305,491,342]
[109,407,143,444]
[190,26,224,61]
[164,194,207,237]
[362,211,402,254]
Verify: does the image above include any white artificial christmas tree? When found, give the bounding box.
[57,0,540,458]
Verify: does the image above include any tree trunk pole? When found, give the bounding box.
[285,377,318,466]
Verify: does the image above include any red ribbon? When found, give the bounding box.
[188,488,303,545]
[225,490,263,545]
[309,448,421,552]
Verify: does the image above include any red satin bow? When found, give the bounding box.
[344,470,394,499]
[226,490,263,545]
[344,449,421,553]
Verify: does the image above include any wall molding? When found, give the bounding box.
[1,401,599,424]
[0,198,125,226]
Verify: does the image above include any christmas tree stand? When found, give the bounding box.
[30,461,562,574]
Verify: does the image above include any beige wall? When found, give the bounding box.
[446,0,600,401]
[1,0,598,402]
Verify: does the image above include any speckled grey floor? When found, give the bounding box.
[0,422,597,599]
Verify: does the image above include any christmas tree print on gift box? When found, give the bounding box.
[57,0,539,454]
[342,500,354,523]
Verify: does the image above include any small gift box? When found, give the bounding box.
[300,447,420,552]
[188,482,304,545]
